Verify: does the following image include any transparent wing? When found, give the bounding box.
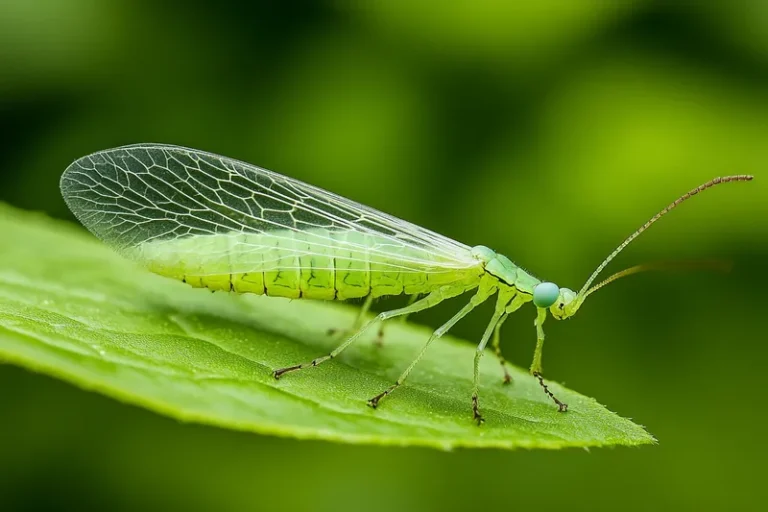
[60,144,479,276]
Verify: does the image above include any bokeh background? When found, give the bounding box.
[2,1,767,511]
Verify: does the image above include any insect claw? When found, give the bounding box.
[273,365,302,379]
[533,371,569,412]
[369,384,397,409]
[471,393,484,425]
[502,373,512,385]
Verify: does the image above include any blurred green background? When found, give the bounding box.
[1,1,767,511]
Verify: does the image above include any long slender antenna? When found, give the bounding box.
[583,259,733,298]
[577,175,753,298]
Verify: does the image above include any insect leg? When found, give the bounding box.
[530,308,568,412]
[367,277,499,412]
[273,285,472,379]
[327,294,374,337]
[470,288,517,424]
[374,294,420,347]
[490,294,528,384]
[490,313,510,381]
[396,294,419,324]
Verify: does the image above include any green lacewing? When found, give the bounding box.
[60,144,752,423]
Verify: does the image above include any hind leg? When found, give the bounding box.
[374,294,419,346]
[327,294,374,337]
[328,294,419,346]
[274,286,473,379]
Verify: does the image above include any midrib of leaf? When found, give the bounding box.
[0,203,655,450]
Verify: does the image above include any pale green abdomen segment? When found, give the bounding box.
[136,229,483,301]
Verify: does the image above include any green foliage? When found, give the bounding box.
[0,203,654,450]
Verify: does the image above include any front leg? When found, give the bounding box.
[533,372,568,413]
[531,307,568,412]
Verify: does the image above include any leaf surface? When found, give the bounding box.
[0,204,654,450]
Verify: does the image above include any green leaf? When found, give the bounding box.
[0,203,654,450]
